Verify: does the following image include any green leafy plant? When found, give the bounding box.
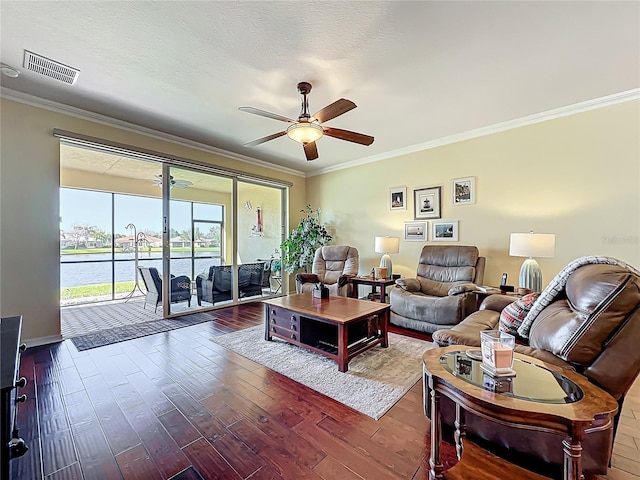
[280,205,332,274]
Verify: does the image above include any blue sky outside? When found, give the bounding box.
[60,188,191,236]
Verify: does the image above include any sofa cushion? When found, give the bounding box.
[417,245,479,283]
[499,293,540,336]
[433,309,500,346]
[418,277,454,297]
[390,287,463,326]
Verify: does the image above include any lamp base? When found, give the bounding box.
[380,254,393,279]
[519,257,542,293]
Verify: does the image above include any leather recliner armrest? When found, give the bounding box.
[448,282,477,295]
[296,273,319,284]
[433,309,501,347]
[480,294,517,312]
[395,277,421,292]
[338,274,356,288]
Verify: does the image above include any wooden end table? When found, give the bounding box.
[423,346,618,480]
[263,293,390,372]
[349,276,396,303]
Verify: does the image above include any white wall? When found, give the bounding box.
[307,101,640,287]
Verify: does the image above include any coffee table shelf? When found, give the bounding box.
[263,293,390,372]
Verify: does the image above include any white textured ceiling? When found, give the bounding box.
[1,1,639,175]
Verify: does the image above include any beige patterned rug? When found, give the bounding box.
[211,325,434,420]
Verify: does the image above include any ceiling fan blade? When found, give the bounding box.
[304,142,318,161]
[243,131,287,147]
[323,127,374,146]
[313,98,356,124]
[238,106,296,123]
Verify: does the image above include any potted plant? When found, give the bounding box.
[280,205,333,274]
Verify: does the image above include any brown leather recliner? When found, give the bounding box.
[390,245,485,334]
[296,246,359,297]
[431,262,640,476]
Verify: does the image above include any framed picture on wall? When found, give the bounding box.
[389,186,407,210]
[452,177,476,205]
[432,220,459,241]
[414,186,441,220]
[404,221,427,241]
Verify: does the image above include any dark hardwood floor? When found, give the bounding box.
[9,303,640,480]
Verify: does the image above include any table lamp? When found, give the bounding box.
[374,236,400,278]
[509,232,555,292]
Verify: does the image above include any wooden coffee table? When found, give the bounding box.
[423,346,619,480]
[263,293,390,372]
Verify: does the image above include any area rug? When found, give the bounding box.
[70,313,214,351]
[211,325,434,420]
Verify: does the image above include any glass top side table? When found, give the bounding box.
[439,350,583,404]
[422,346,618,480]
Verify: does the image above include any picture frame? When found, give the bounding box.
[389,186,407,210]
[432,220,459,242]
[452,176,476,205]
[404,221,427,241]
[414,186,441,220]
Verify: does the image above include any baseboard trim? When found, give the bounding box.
[24,334,63,348]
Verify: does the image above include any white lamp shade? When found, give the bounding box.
[374,236,400,254]
[509,233,555,258]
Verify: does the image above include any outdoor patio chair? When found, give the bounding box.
[196,262,266,305]
[138,266,191,312]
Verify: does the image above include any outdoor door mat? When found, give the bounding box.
[70,313,214,351]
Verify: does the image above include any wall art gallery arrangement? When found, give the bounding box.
[392,177,475,242]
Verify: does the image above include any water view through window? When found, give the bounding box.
[60,187,222,305]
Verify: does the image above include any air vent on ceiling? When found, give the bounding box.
[23,50,80,85]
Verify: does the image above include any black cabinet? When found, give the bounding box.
[1,316,28,480]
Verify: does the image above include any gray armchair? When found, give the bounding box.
[296,246,359,297]
[390,245,485,333]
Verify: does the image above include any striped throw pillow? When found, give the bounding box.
[499,293,540,337]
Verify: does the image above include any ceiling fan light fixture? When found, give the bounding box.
[286,122,324,144]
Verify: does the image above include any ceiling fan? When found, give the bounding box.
[152,174,193,189]
[239,81,374,161]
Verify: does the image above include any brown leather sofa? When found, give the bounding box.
[431,262,640,476]
[390,245,485,334]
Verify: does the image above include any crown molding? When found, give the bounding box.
[0,87,306,178]
[307,89,640,177]
[3,86,637,180]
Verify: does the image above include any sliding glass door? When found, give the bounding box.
[163,167,286,315]
[164,165,234,316]
[237,180,285,301]
[59,138,288,318]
